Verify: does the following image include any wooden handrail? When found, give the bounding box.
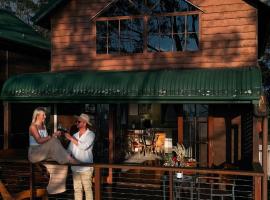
[0,159,264,177]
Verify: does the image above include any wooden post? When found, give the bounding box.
[177,117,183,144]
[207,117,214,168]
[107,105,115,184]
[253,117,259,163]
[225,117,232,163]
[262,116,268,200]
[3,102,10,150]
[94,166,101,200]
[254,176,262,200]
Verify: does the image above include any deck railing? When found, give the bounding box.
[0,161,264,200]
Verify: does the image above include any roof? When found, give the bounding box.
[0,67,262,103]
[32,0,68,28]
[33,0,270,28]
[0,9,50,51]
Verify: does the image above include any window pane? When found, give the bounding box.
[177,0,197,12]
[152,0,175,13]
[132,0,149,13]
[120,19,143,53]
[96,37,107,54]
[174,16,185,34]
[147,0,159,10]
[148,34,159,52]
[108,21,119,53]
[187,15,199,32]
[148,16,159,34]
[159,16,173,34]
[160,35,173,52]
[130,18,144,53]
[100,0,140,17]
[186,33,199,51]
[172,33,185,51]
[96,21,107,37]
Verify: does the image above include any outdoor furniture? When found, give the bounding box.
[162,174,196,200]
[196,176,235,200]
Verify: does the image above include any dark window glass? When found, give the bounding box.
[96,0,199,54]
[120,19,143,53]
[148,34,159,52]
[186,33,199,51]
[100,0,141,17]
[152,0,197,13]
[146,0,159,10]
[148,16,159,34]
[177,0,197,12]
[152,0,174,13]
[108,20,119,54]
[159,16,173,34]
[132,0,149,13]
[96,21,107,54]
[160,35,173,52]
[147,15,198,52]
[96,21,107,37]
[172,33,185,51]
[96,37,107,54]
[187,15,199,32]
[174,16,185,33]
[97,19,143,54]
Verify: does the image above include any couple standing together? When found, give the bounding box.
[28,107,95,200]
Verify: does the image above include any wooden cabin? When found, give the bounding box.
[0,0,270,199]
[0,9,50,149]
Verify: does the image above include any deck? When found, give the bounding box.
[0,150,265,200]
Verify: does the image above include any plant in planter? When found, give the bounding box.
[172,143,186,167]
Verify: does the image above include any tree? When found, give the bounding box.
[0,0,49,37]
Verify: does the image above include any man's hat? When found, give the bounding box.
[75,113,92,126]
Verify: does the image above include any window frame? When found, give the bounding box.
[95,10,201,56]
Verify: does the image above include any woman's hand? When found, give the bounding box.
[52,131,62,138]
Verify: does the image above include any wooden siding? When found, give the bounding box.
[51,0,258,71]
[212,118,226,166]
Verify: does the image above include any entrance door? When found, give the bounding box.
[183,104,208,167]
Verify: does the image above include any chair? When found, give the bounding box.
[196,176,235,200]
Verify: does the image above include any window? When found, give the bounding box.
[96,19,144,54]
[96,0,200,54]
[148,15,199,52]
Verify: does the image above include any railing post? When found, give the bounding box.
[254,176,262,200]
[94,166,101,200]
[30,163,35,200]
[169,171,173,200]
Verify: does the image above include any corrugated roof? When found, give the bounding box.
[0,67,262,103]
[0,9,50,51]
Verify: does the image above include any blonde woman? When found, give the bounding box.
[28,107,78,194]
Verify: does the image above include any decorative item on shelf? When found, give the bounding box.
[162,153,175,167]
[163,143,188,167]
[172,143,187,167]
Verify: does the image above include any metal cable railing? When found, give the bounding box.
[0,161,264,200]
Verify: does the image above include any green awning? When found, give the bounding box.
[0,67,262,103]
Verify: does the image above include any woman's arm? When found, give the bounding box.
[29,125,51,144]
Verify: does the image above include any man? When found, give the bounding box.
[65,113,95,200]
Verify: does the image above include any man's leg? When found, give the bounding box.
[81,168,94,200]
[73,172,83,200]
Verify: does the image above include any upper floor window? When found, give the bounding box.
[96,0,200,54]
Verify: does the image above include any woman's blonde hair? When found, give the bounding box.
[32,107,46,124]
